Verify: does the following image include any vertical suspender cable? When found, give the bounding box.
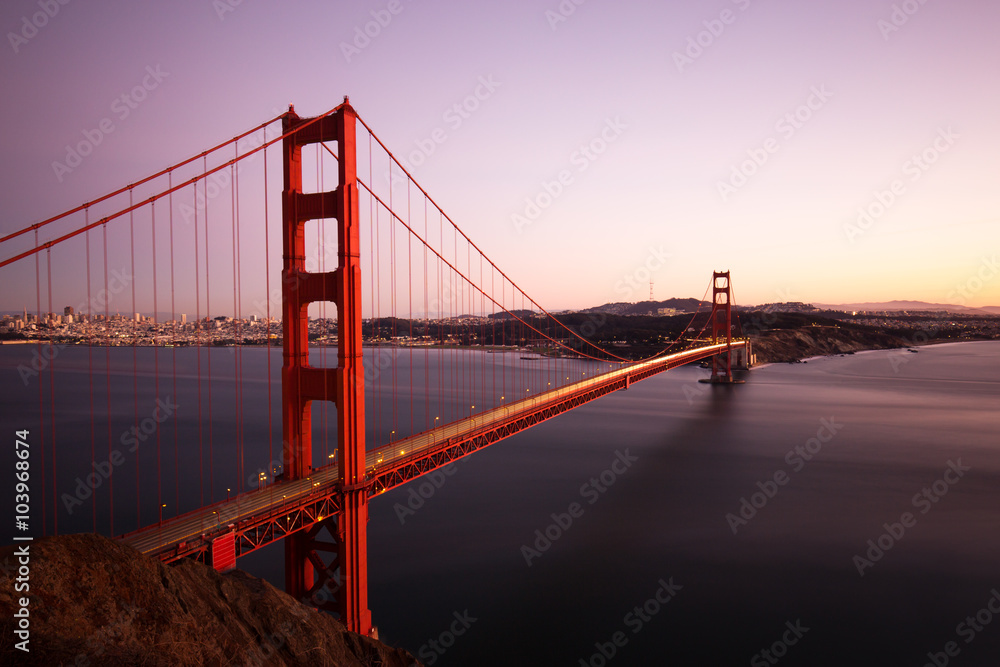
[231,155,240,491]
[168,172,178,513]
[152,200,161,529]
[368,133,375,450]
[129,188,139,529]
[438,211,443,423]
[46,247,56,535]
[194,181,204,508]
[204,158,214,501]
[407,181,413,437]
[375,190,381,445]
[86,212,95,532]
[103,222,113,536]
[264,130,273,482]
[230,157,239,491]
[236,149,244,490]
[424,197,429,432]
[389,167,396,441]
[34,229,45,536]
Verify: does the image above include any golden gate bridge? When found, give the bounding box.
[0,98,751,637]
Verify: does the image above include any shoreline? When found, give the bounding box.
[772,337,994,367]
[3,335,995,360]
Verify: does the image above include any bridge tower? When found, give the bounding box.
[281,99,372,636]
[706,270,735,383]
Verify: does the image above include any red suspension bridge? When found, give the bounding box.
[0,99,751,637]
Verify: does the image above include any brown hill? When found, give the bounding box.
[751,325,905,363]
[0,533,419,666]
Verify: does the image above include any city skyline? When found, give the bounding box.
[1,0,998,314]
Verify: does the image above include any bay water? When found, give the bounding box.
[2,341,999,665]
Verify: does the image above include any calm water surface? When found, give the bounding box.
[2,341,999,665]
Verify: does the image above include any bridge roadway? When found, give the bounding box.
[122,341,738,563]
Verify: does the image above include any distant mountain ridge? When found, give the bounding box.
[813,300,1000,315]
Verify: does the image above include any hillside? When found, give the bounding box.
[576,297,709,316]
[750,323,907,363]
[0,534,419,666]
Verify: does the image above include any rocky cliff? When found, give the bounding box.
[751,324,906,363]
[0,533,419,666]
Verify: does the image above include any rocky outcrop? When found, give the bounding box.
[751,325,906,363]
[0,533,419,666]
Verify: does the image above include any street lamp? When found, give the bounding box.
[159,503,166,526]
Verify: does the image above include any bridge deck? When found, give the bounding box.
[122,342,737,562]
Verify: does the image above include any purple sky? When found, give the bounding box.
[1,0,998,315]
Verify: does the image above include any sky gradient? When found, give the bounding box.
[1,0,998,313]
